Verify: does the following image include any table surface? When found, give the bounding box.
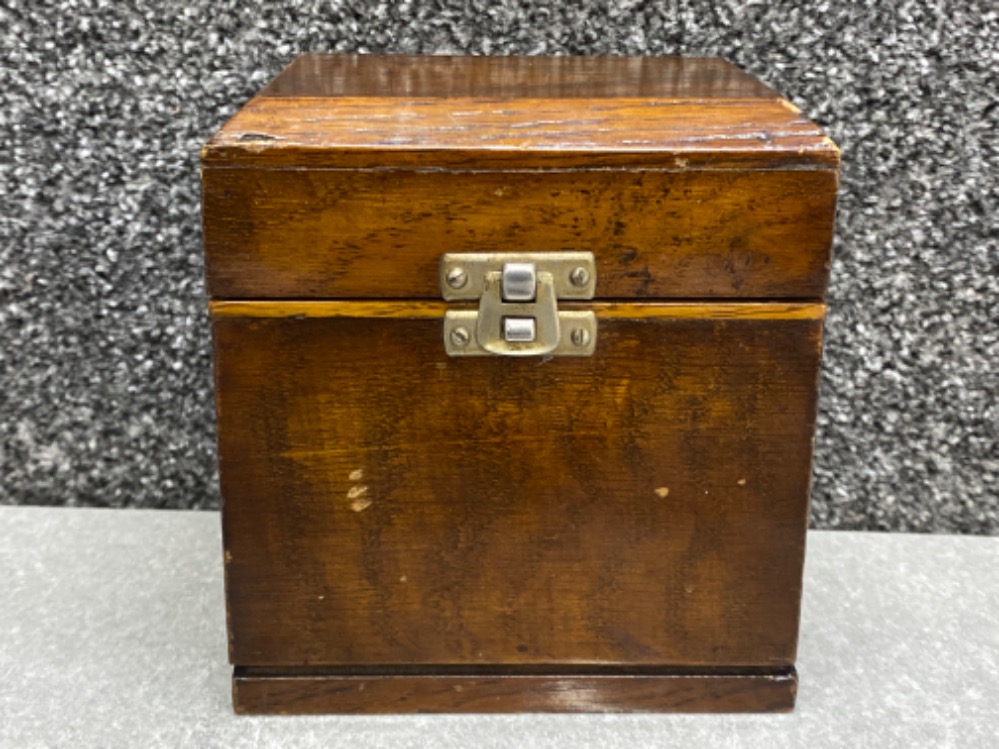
[1,507,996,748]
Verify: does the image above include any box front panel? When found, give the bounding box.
[214,304,822,668]
[202,167,837,301]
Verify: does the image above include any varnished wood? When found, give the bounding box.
[204,54,839,713]
[214,309,822,668]
[202,97,837,170]
[232,666,797,714]
[209,300,826,320]
[202,167,837,300]
[260,54,783,99]
[204,55,837,170]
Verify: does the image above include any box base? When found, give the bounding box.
[232,665,797,714]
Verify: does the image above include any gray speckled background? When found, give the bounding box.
[1,2,996,531]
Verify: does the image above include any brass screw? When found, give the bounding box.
[450,327,471,347]
[569,267,590,287]
[571,328,591,347]
[446,267,468,289]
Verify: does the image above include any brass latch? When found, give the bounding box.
[439,252,597,357]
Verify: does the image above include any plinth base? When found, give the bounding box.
[232,665,797,714]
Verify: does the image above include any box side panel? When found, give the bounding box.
[214,305,822,668]
[202,168,836,300]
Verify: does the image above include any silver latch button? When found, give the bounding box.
[503,317,536,343]
[501,262,536,302]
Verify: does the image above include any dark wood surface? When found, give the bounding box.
[202,167,837,300]
[204,54,838,713]
[213,304,823,669]
[201,54,839,169]
[233,665,797,714]
[201,98,837,170]
[260,54,782,99]
[202,54,838,302]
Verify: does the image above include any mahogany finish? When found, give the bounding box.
[215,308,822,668]
[202,55,837,170]
[201,97,836,169]
[259,54,783,99]
[203,167,837,301]
[202,54,839,714]
[233,666,798,715]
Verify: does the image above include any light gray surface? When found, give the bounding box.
[2,3,998,532]
[1,508,996,748]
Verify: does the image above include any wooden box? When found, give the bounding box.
[201,54,839,714]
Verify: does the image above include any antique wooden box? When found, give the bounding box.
[201,54,839,714]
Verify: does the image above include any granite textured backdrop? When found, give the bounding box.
[1,2,996,532]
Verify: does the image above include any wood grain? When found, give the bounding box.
[259,54,783,100]
[202,55,838,170]
[202,97,837,170]
[209,300,826,320]
[202,167,838,300]
[205,54,839,713]
[232,665,797,714]
[213,306,823,669]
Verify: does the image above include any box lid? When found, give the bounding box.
[203,54,838,170]
[202,54,839,300]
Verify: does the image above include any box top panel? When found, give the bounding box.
[202,54,839,170]
[259,54,780,99]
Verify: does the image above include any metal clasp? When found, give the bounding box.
[440,252,597,357]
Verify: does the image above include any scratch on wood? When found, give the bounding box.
[348,483,372,511]
[351,496,373,513]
